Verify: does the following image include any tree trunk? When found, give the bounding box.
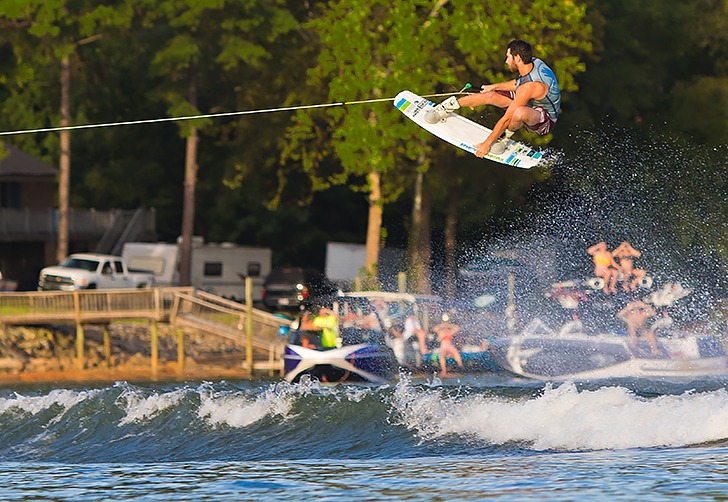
[364,168,382,285]
[420,190,432,294]
[413,183,432,295]
[410,170,423,293]
[409,152,432,294]
[57,55,71,264]
[178,66,199,287]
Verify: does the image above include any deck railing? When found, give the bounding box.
[0,287,193,325]
[0,287,291,376]
[171,290,290,375]
[0,208,156,238]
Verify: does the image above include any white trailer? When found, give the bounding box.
[122,240,271,301]
[325,242,367,283]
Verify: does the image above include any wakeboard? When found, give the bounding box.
[394,90,544,169]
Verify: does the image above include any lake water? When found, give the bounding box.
[2,373,728,500]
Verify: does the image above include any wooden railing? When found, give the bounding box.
[0,207,156,238]
[171,290,290,375]
[0,287,193,325]
[0,287,292,377]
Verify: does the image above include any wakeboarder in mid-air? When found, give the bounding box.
[426,39,561,157]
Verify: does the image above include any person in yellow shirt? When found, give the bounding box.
[312,308,339,348]
[587,242,619,294]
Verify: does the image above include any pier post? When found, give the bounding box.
[246,277,253,375]
[150,320,158,379]
[103,324,111,369]
[76,324,84,370]
[398,272,407,293]
[269,343,275,377]
[154,287,160,320]
[74,290,84,370]
[177,328,185,376]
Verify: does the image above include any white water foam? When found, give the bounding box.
[392,378,728,450]
[197,381,307,428]
[0,389,99,424]
[197,377,378,428]
[117,386,188,426]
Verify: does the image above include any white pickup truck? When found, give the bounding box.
[38,253,156,291]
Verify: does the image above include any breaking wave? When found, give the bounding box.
[0,375,727,462]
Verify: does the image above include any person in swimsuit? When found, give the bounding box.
[612,242,647,292]
[587,242,619,294]
[429,39,560,157]
[404,312,429,355]
[618,300,660,355]
[432,313,463,376]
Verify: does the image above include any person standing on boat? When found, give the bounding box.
[403,311,429,355]
[433,313,464,376]
[313,308,339,348]
[618,300,660,355]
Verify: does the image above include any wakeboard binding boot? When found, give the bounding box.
[489,129,515,155]
[424,96,460,124]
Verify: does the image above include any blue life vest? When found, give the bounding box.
[516,58,560,120]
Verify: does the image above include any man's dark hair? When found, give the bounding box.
[507,39,533,64]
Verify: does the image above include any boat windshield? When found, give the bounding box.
[340,327,384,345]
[290,327,384,349]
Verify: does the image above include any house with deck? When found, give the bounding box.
[0,143,156,290]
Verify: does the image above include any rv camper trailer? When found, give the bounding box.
[121,240,271,301]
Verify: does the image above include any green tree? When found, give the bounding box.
[284,0,592,288]
[284,0,457,285]
[560,0,705,133]
[0,0,133,261]
[667,0,728,145]
[136,0,296,285]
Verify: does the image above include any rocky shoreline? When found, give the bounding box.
[0,322,263,385]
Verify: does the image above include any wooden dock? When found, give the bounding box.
[0,286,291,377]
[171,290,289,375]
[0,287,190,325]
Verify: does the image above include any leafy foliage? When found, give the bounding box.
[0,0,726,276]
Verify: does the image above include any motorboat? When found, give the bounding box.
[489,319,728,380]
[344,291,502,375]
[487,262,728,380]
[283,326,397,384]
[283,295,398,384]
[485,241,728,380]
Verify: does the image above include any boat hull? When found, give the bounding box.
[283,343,397,384]
[489,333,728,380]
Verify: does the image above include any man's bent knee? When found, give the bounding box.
[512,106,540,126]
